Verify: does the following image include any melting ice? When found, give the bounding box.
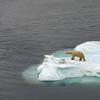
[38,41,100,81]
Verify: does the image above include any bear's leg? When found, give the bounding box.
[83,57,86,61]
[79,57,82,61]
[71,56,75,60]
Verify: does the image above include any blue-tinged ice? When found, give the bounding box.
[38,41,100,81]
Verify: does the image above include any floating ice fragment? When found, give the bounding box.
[37,41,100,81]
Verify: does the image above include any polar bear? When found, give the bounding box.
[65,50,86,61]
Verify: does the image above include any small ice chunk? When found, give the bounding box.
[44,55,54,63]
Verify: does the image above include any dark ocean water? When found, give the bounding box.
[1,0,100,100]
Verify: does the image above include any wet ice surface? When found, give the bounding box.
[22,41,100,85]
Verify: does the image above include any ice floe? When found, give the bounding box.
[37,41,100,81]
